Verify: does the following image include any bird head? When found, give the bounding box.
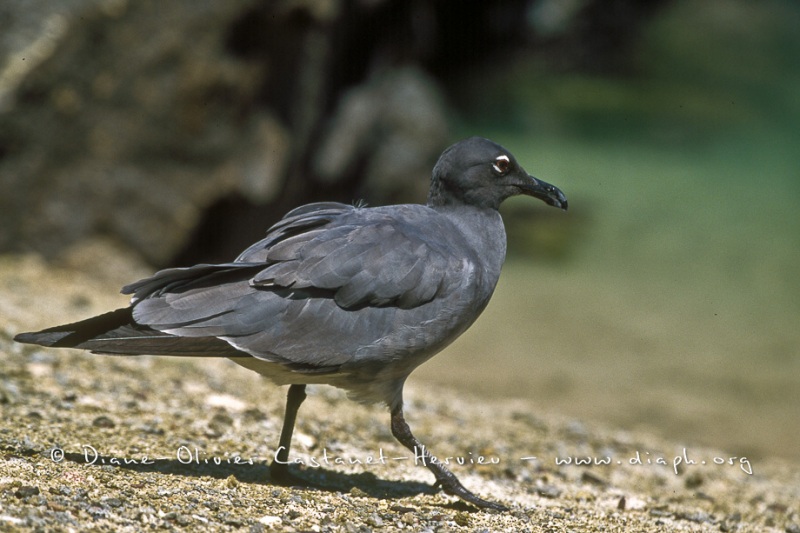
[428,137,568,211]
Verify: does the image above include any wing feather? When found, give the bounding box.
[125,202,467,371]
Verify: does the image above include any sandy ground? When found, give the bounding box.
[2,246,799,532]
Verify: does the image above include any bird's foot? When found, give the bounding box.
[437,477,508,511]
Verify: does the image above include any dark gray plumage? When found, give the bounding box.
[15,137,567,511]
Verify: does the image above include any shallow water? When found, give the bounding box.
[421,0,800,462]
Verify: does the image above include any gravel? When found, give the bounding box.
[2,248,799,531]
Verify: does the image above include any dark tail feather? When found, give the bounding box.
[14,308,240,357]
[14,308,134,348]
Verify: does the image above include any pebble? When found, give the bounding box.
[103,497,124,508]
[92,415,116,428]
[14,486,40,499]
[366,513,383,527]
[258,515,283,528]
[676,511,712,524]
[536,484,562,498]
[581,471,608,486]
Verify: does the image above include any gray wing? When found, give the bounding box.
[125,202,461,370]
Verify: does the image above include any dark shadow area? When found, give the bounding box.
[60,452,440,503]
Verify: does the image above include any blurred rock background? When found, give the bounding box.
[0,0,659,266]
[2,0,798,466]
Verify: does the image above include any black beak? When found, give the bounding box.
[519,174,568,211]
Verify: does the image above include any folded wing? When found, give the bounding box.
[125,202,463,370]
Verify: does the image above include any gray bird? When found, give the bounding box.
[15,137,567,511]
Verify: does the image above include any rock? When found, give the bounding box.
[258,515,282,528]
[92,415,116,428]
[0,2,458,267]
[0,0,282,265]
[14,486,40,499]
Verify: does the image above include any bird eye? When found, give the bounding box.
[492,155,510,174]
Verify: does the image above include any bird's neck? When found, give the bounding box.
[427,182,501,211]
[435,204,507,277]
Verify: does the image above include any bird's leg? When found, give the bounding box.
[390,404,508,511]
[270,384,307,484]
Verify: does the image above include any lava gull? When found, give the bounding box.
[16,136,567,510]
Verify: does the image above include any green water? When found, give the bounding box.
[422,0,800,462]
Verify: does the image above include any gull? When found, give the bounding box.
[16,136,567,510]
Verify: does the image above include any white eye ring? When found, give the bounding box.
[493,155,510,174]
